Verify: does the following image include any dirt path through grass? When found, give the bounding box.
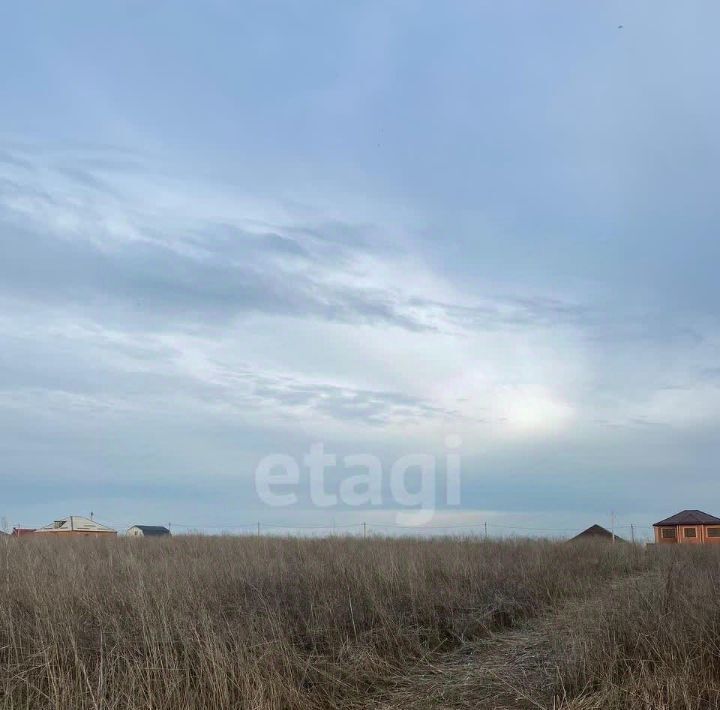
[368,626,553,709]
[359,570,659,710]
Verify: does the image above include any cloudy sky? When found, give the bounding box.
[1,1,719,536]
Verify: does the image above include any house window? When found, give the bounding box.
[708,528,720,538]
[684,528,697,538]
[661,528,676,539]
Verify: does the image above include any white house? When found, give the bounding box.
[126,525,171,537]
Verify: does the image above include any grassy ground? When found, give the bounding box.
[0,536,715,709]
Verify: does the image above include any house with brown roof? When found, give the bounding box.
[570,524,625,543]
[653,510,720,544]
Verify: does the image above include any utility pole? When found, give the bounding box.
[630,523,635,544]
[484,521,488,539]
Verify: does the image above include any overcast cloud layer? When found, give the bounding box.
[1,1,720,536]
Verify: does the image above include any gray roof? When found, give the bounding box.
[653,510,720,527]
[130,525,171,535]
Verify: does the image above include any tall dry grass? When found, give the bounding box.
[0,535,648,709]
[549,545,720,710]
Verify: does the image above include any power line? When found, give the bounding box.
[6,517,657,539]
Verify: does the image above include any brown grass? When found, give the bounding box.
[549,546,720,709]
[0,535,714,709]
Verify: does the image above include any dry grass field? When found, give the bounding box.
[0,536,717,709]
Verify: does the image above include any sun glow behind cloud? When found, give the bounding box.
[493,385,575,438]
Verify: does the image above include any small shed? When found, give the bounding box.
[570,524,625,543]
[11,528,36,537]
[653,509,720,544]
[34,516,117,538]
[127,525,171,537]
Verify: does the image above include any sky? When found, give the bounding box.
[1,1,720,537]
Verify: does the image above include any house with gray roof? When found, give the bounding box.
[127,525,171,537]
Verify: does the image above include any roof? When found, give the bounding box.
[35,516,116,533]
[653,510,720,527]
[128,525,171,535]
[570,524,625,542]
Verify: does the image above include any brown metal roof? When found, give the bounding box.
[570,524,625,542]
[653,509,720,527]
